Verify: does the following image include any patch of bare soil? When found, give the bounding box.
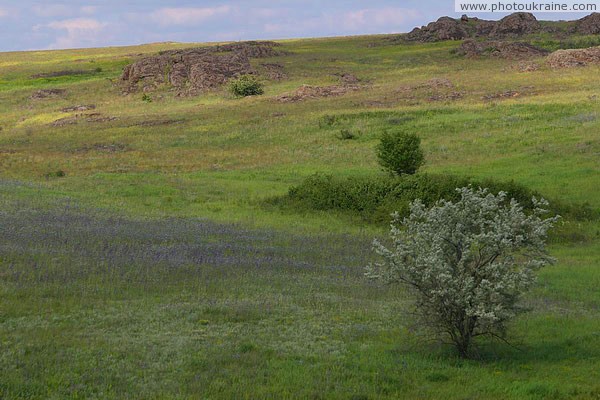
[396,78,454,93]
[357,78,461,107]
[481,87,534,101]
[428,92,464,101]
[30,89,67,100]
[51,113,118,127]
[61,104,96,112]
[130,119,184,127]
[547,46,600,68]
[333,72,360,84]
[275,84,361,102]
[457,40,548,59]
[31,70,95,79]
[121,41,285,95]
[74,143,129,153]
[513,61,541,72]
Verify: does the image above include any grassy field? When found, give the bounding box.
[0,34,599,399]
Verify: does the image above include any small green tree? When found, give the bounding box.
[376,131,424,175]
[366,187,559,357]
[228,75,264,97]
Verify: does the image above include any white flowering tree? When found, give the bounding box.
[366,187,560,357]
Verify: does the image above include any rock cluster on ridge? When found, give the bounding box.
[121,41,284,95]
[405,12,600,42]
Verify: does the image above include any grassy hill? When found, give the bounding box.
[0,35,599,399]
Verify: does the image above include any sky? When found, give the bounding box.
[0,1,593,51]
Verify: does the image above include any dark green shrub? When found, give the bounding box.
[337,129,357,140]
[319,114,338,128]
[286,173,396,214]
[278,172,595,224]
[141,93,152,103]
[228,75,264,97]
[376,131,424,175]
[45,170,66,178]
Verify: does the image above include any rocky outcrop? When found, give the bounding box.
[121,41,284,95]
[574,12,600,34]
[490,13,540,37]
[406,17,471,42]
[547,46,600,68]
[276,84,362,102]
[406,12,600,42]
[457,40,549,59]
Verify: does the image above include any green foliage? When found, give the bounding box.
[141,93,152,103]
[285,173,396,215]
[533,35,600,52]
[44,170,66,178]
[278,172,588,224]
[228,74,264,97]
[318,114,339,128]
[337,128,357,140]
[367,187,560,357]
[1,32,600,399]
[376,131,424,175]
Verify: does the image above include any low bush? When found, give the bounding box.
[376,131,424,175]
[274,172,597,224]
[337,129,357,140]
[228,75,264,97]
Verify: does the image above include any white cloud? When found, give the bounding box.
[41,18,109,49]
[0,7,10,17]
[46,18,106,32]
[149,6,232,26]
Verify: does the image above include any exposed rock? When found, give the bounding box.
[575,12,600,34]
[547,46,600,68]
[276,84,361,102]
[406,17,470,42]
[403,12,600,42]
[490,13,540,37]
[30,88,67,100]
[121,41,284,95]
[457,40,548,59]
[259,63,287,80]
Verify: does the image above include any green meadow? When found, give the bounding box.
[0,35,599,399]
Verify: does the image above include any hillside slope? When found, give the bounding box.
[0,31,599,399]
